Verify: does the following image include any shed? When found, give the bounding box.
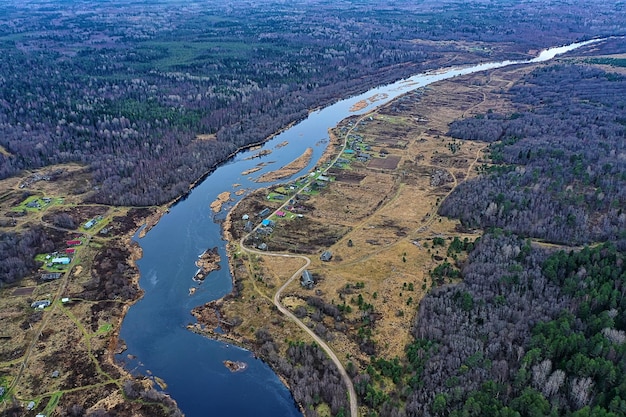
[300,270,314,289]
[242,214,250,220]
[320,251,333,262]
[27,401,35,410]
[41,273,62,281]
[65,248,75,254]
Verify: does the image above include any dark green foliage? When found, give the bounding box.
[432,237,446,247]
[430,261,461,282]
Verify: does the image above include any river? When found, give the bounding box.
[117,38,603,416]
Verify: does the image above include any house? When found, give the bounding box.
[258,208,270,217]
[257,243,268,251]
[31,300,51,309]
[66,240,81,246]
[317,175,330,182]
[320,251,333,262]
[84,219,95,229]
[301,270,314,289]
[0,387,5,397]
[65,248,75,254]
[261,219,274,227]
[244,221,253,232]
[27,401,35,410]
[51,257,71,265]
[242,214,250,220]
[41,273,62,281]
[276,211,285,217]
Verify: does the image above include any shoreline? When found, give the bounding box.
[111,116,319,414]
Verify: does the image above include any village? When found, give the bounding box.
[0,163,165,416]
[193,72,499,410]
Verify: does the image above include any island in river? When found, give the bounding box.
[192,247,221,282]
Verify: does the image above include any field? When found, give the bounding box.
[196,64,544,388]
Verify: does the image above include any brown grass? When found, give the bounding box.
[210,191,232,213]
[195,133,217,141]
[217,65,536,374]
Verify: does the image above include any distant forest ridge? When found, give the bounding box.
[0,0,624,205]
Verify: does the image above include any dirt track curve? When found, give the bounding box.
[239,238,359,417]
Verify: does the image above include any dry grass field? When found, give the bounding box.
[196,65,544,382]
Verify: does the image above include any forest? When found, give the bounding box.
[440,61,626,246]
[0,0,624,206]
[353,58,626,416]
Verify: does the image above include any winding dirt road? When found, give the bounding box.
[234,115,375,416]
[239,238,359,417]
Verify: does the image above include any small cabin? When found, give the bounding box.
[301,270,314,289]
[320,251,332,262]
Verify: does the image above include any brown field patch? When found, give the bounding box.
[12,287,35,296]
[367,155,401,170]
[195,133,217,141]
[329,170,366,184]
[220,64,536,374]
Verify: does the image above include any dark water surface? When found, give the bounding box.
[118,39,602,416]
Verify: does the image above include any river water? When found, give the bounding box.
[117,38,602,416]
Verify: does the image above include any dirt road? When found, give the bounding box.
[239,238,359,417]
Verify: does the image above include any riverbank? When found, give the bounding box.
[114,39,608,417]
[189,57,580,416]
